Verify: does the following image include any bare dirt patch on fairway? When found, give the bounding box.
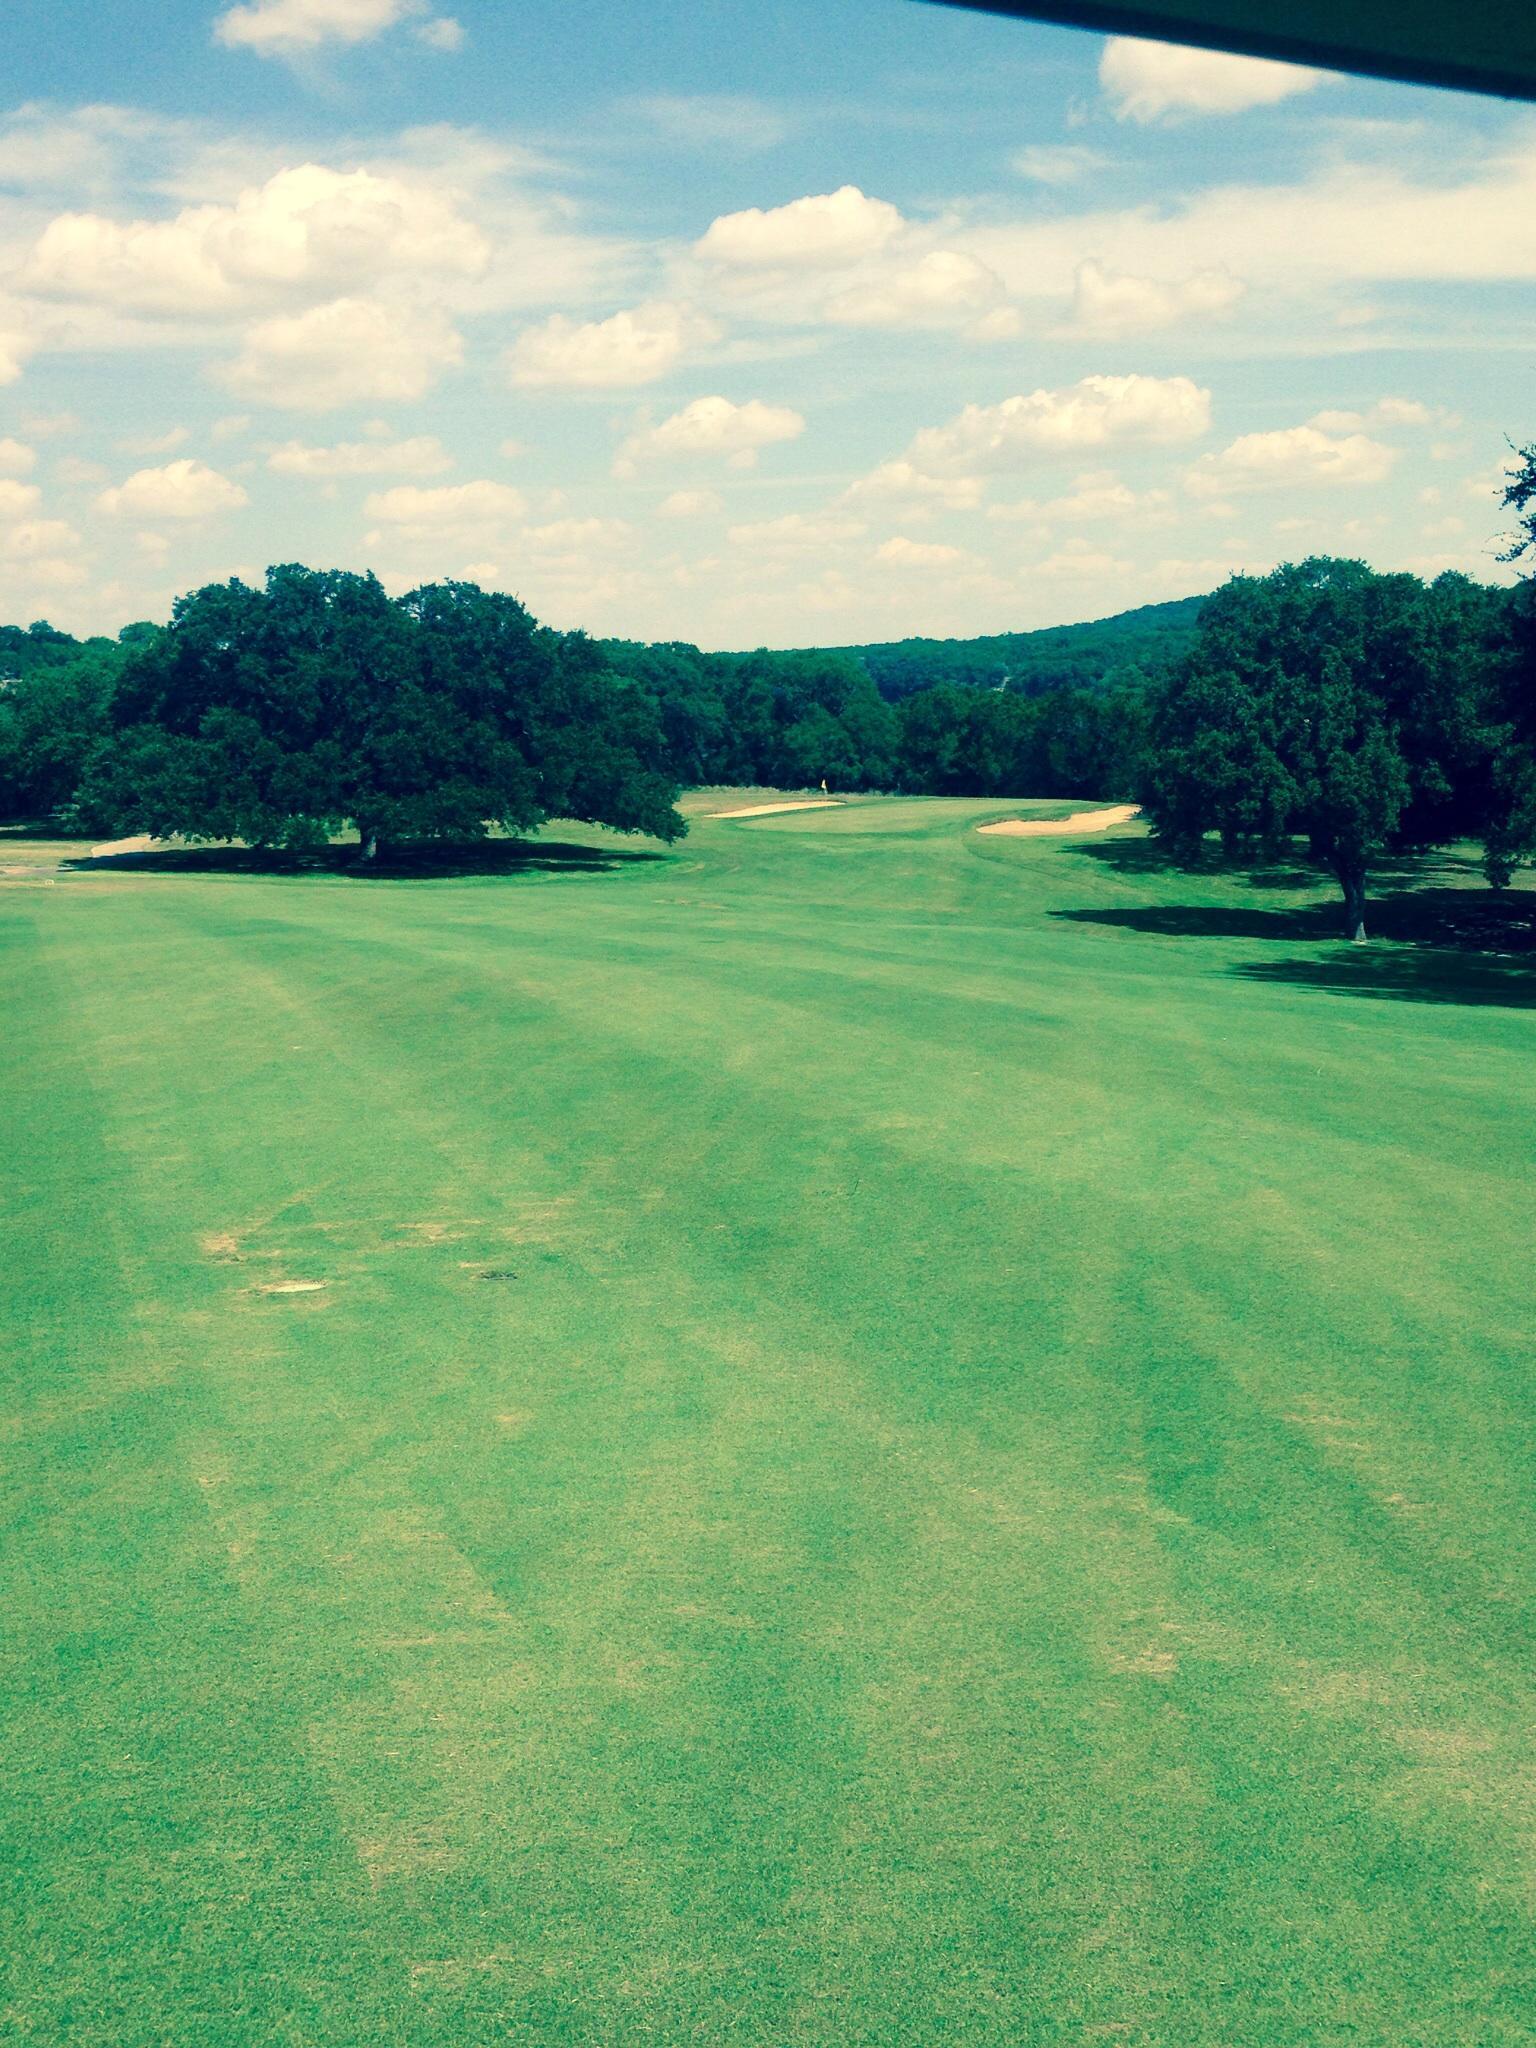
[1108,1646,1179,1679]
[392,1220,463,1246]
[706,799,846,818]
[978,804,1140,838]
[252,1278,329,1296]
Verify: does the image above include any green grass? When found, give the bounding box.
[4,797,1535,2046]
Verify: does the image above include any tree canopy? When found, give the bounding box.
[74,566,684,854]
[0,643,128,823]
[1483,445,1536,883]
[1139,556,1514,937]
[890,675,1149,802]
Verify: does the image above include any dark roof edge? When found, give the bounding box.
[924,0,1536,104]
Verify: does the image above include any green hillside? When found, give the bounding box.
[827,593,1209,699]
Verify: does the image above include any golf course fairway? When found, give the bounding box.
[4,794,1535,2046]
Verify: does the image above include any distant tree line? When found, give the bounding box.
[598,638,1148,801]
[599,641,898,791]
[821,594,1208,700]
[1,447,1531,939]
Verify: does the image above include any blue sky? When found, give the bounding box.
[0,0,1530,646]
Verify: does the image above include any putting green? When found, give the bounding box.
[3,797,1534,2046]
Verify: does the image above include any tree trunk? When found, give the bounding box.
[356,823,378,863]
[1337,863,1368,943]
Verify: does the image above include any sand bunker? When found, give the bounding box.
[977,804,1140,838]
[89,834,157,858]
[706,799,845,819]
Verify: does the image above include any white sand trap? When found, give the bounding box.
[89,834,157,858]
[706,799,845,819]
[254,1279,328,1296]
[977,804,1140,838]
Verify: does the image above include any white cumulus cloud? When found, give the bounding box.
[24,164,488,319]
[0,439,37,477]
[523,516,633,550]
[1100,38,1323,122]
[414,15,463,50]
[695,185,904,268]
[875,536,965,568]
[1036,537,1133,579]
[1373,396,1437,426]
[214,0,459,56]
[1013,144,1110,185]
[0,510,87,591]
[955,140,1536,312]
[658,489,723,518]
[989,470,1174,527]
[0,479,44,522]
[116,426,190,456]
[508,302,720,389]
[19,412,79,439]
[0,317,37,387]
[841,461,985,513]
[727,512,866,551]
[613,395,805,476]
[96,459,249,519]
[222,297,463,410]
[3,517,83,561]
[906,374,1212,478]
[1070,260,1245,335]
[363,479,527,534]
[1186,425,1395,496]
[0,105,150,195]
[267,434,452,477]
[825,250,1006,330]
[1307,397,1442,433]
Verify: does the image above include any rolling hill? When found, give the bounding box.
[825,593,1209,699]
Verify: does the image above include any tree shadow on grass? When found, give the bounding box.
[1054,885,1536,1008]
[1058,887,1536,951]
[1234,951,1536,1008]
[62,838,671,881]
[1071,837,1203,879]
[1055,900,1328,942]
[1073,835,1490,894]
